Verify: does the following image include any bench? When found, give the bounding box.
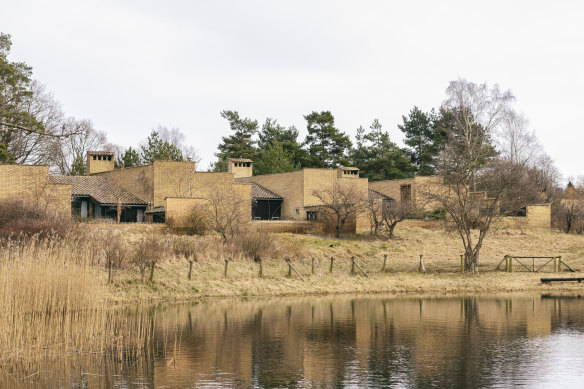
[541,277,584,284]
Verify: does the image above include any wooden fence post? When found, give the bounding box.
[258,259,263,278]
[224,259,229,278]
[351,256,356,275]
[330,257,334,273]
[286,259,306,282]
[149,261,155,283]
[188,260,193,280]
[381,254,387,273]
[418,255,425,274]
[460,254,464,274]
[508,256,513,273]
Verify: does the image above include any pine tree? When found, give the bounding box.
[398,107,446,176]
[257,118,307,168]
[217,110,258,156]
[69,155,86,176]
[254,140,299,175]
[118,146,141,168]
[141,131,183,164]
[351,119,414,181]
[303,111,351,168]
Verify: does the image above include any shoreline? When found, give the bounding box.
[105,264,584,304]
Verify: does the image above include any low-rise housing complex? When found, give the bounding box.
[0,151,554,231]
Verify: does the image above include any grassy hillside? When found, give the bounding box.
[104,224,584,302]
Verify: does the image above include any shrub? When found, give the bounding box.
[183,206,211,236]
[0,199,71,239]
[235,231,275,262]
[102,232,130,284]
[132,235,169,282]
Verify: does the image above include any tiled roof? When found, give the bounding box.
[228,158,253,163]
[87,151,115,156]
[235,178,283,199]
[369,188,394,201]
[49,176,147,205]
[145,206,165,215]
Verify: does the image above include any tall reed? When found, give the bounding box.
[0,234,153,385]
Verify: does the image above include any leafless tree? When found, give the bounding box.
[366,192,385,236]
[312,181,366,238]
[496,111,542,165]
[2,81,67,165]
[553,202,584,234]
[440,79,515,191]
[48,118,107,175]
[203,184,248,242]
[423,79,525,273]
[382,202,417,239]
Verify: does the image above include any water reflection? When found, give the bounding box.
[28,295,584,387]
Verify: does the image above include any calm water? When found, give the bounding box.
[40,295,584,388]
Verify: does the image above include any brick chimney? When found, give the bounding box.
[86,151,115,175]
[228,158,253,178]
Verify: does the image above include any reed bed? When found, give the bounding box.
[0,234,154,386]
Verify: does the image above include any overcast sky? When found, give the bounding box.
[2,0,582,179]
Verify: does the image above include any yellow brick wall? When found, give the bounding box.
[526,204,551,229]
[248,171,305,220]
[165,185,252,228]
[93,165,155,204]
[369,176,442,211]
[233,183,252,221]
[165,197,206,227]
[153,162,234,207]
[0,164,71,216]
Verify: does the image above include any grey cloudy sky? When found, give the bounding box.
[2,0,582,178]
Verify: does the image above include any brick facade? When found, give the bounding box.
[369,176,442,211]
[0,164,71,216]
[526,204,551,228]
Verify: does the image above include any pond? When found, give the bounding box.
[17,295,584,388]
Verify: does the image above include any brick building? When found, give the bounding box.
[230,159,370,231]
[0,164,71,216]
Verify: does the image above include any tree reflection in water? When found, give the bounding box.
[7,295,584,387]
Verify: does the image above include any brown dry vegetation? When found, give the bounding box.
[1,219,584,382]
[100,223,584,302]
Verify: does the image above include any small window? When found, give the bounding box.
[307,211,318,221]
[93,155,96,160]
[108,155,112,161]
[400,184,412,204]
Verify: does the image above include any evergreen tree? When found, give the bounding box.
[351,119,414,181]
[254,140,299,175]
[217,110,258,156]
[141,131,184,164]
[118,146,141,168]
[0,33,41,163]
[257,118,308,168]
[303,111,351,168]
[398,107,447,176]
[69,155,86,176]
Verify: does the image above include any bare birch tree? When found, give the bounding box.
[422,79,522,273]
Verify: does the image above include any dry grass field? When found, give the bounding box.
[0,222,582,383]
[104,224,584,302]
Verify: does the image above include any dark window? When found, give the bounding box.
[93,155,96,160]
[108,155,112,161]
[400,184,412,203]
[307,211,318,221]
